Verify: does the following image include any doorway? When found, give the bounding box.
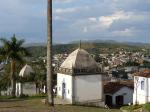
[116,95,124,106]
[62,82,66,99]
[105,95,112,106]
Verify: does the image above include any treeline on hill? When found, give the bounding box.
[26,42,150,58]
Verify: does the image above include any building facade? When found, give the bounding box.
[57,48,104,105]
[133,69,150,104]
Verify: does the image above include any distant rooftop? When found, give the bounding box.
[134,69,150,78]
[104,81,134,94]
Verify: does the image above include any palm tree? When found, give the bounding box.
[0,34,29,97]
[47,0,54,106]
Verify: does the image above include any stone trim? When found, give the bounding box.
[58,67,102,76]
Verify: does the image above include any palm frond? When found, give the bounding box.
[0,48,7,61]
[0,35,29,63]
[0,38,10,45]
[16,39,25,48]
[11,34,17,44]
[19,47,31,56]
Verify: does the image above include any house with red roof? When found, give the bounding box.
[104,81,134,106]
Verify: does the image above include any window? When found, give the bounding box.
[68,90,69,94]
[141,81,144,90]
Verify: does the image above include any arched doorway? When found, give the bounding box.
[62,82,66,99]
[105,95,112,106]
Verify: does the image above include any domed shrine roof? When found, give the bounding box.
[19,64,34,77]
[59,48,101,75]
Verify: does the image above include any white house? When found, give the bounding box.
[133,69,150,104]
[16,64,36,96]
[57,48,104,105]
[104,81,133,106]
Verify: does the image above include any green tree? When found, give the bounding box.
[30,60,46,94]
[0,68,10,96]
[0,35,29,97]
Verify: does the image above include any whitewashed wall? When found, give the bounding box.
[57,73,72,103]
[16,82,36,96]
[112,87,133,105]
[74,74,103,102]
[23,83,36,95]
[133,76,150,104]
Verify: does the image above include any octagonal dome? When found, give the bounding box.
[19,64,34,77]
[60,48,101,74]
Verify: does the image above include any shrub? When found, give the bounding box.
[121,105,142,111]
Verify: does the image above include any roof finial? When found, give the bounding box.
[79,40,81,49]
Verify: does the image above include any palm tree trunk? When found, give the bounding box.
[47,0,54,106]
[11,60,16,97]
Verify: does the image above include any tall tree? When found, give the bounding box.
[47,0,54,106]
[0,35,29,97]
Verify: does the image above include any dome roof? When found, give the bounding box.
[60,48,101,75]
[19,64,34,77]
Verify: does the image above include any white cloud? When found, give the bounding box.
[82,11,130,31]
[54,7,78,14]
[98,11,131,28]
[85,10,148,31]
[54,16,68,21]
[54,6,90,14]
[88,17,97,22]
[77,10,132,32]
[54,0,73,3]
[112,27,136,37]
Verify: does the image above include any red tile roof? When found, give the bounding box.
[134,69,150,78]
[104,81,134,94]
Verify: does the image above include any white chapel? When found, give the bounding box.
[57,48,104,105]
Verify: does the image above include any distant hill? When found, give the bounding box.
[23,43,46,47]
[70,39,150,46]
[26,40,150,58]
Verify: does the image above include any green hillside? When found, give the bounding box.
[26,42,150,58]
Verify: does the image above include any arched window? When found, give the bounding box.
[141,81,144,90]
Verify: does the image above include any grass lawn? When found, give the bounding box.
[120,105,142,111]
[0,98,121,112]
[121,103,150,111]
[143,103,150,111]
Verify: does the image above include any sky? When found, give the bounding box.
[0,0,150,43]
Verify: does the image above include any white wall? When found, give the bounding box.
[57,73,72,103]
[23,83,36,95]
[112,87,133,105]
[133,76,150,104]
[74,74,103,102]
[16,82,36,96]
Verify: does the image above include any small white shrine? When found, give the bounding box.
[57,48,104,105]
